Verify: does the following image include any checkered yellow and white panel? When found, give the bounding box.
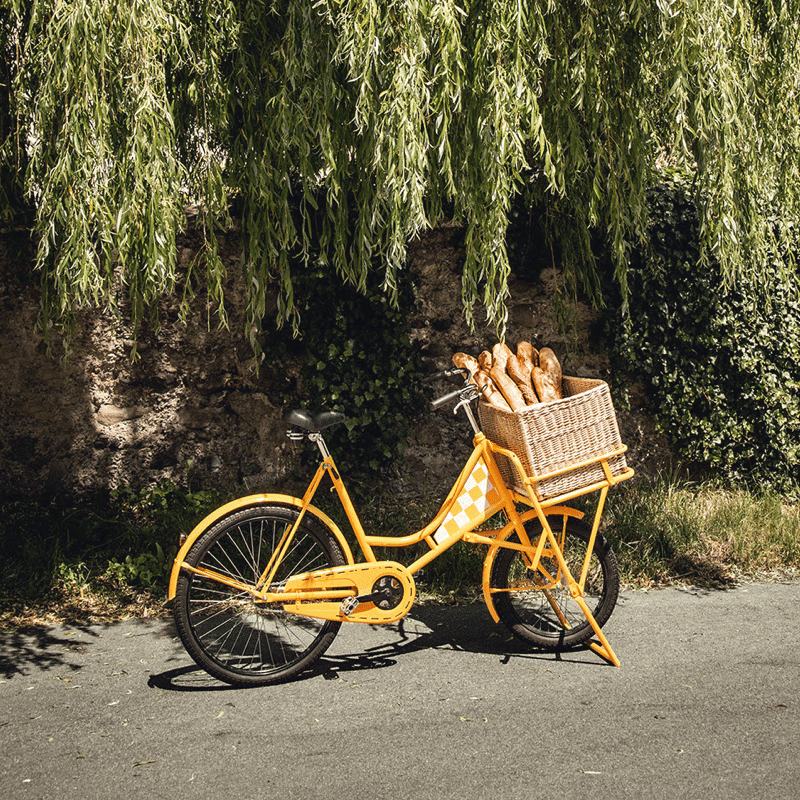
[433,459,505,544]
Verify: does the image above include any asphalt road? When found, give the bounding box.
[1,581,798,800]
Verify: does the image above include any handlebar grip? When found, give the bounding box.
[429,386,464,411]
[421,367,466,384]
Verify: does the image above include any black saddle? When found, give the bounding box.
[283,408,346,433]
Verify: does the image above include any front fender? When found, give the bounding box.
[481,506,585,623]
[167,493,355,600]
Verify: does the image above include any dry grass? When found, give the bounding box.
[0,578,169,629]
[601,477,800,589]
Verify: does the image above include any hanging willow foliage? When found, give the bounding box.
[1,0,800,349]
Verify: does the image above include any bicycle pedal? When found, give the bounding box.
[339,596,359,616]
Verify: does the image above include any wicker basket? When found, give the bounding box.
[478,376,628,501]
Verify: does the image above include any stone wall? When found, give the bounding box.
[0,225,673,504]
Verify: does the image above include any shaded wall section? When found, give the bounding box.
[0,228,298,499]
[0,224,673,502]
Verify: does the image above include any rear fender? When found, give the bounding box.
[167,493,355,599]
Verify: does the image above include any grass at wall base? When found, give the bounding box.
[1,473,798,627]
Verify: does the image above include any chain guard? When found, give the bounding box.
[281,561,416,624]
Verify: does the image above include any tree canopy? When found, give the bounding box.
[2,0,800,349]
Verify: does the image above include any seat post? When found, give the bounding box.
[308,432,331,460]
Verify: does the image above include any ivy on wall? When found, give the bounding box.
[263,262,425,480]
[609,170,800,492]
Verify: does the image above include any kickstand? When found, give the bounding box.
[574,593,620,667]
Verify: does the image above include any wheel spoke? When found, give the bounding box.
[173,506,345,686]
[490,517,619,650]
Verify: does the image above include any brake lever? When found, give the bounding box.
[452,383,483,415]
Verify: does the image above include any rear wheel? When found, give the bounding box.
[173,505,346,686]
[489,516,619,650]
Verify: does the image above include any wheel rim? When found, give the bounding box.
[179,511,341,680]
[492,519,617,648]
[505,539,607,638]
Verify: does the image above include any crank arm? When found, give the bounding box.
[338,588,393,616]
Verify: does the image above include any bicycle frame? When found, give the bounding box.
[168,405,633,666]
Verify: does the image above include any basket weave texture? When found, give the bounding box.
[478,376,628,501]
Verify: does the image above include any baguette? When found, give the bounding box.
[452,352,480,381]
[477,350,493,372]
[506,354,538,405]
[491,342,513,372]
[532,366,560,404]
[516,340,539,370]
[490,365,526,411]
[474,370,511,410]
[538,347,562,399]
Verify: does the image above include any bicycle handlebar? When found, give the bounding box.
[429,386,465,411]
[421,367,467,384]
[424,367,484,413]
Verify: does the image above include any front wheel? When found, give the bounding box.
[489,516,619,650]
[173,505,346,687]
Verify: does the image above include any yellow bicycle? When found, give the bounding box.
[168,369,634,686]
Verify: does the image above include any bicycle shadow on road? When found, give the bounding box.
[320,603,609,673]
[147,603,608,692]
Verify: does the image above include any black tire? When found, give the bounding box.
[489,516,619,650]
[173,505,346,687]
